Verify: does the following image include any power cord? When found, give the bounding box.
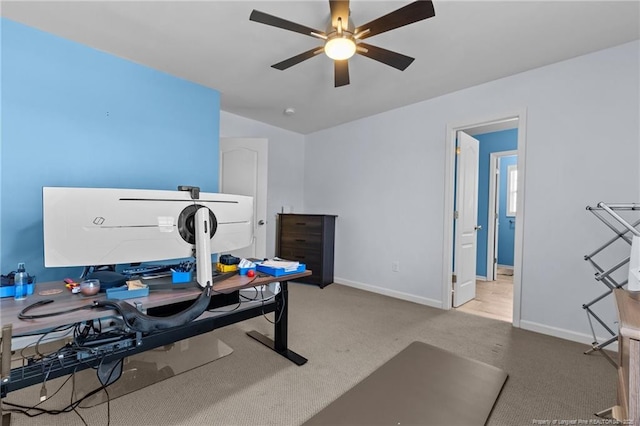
[18,324,76,361]
[3,354,122,425]
[18,299,95,320]
[6,322,124,426]
[257,286,285,324]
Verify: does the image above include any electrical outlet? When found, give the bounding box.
[392,261,400,272]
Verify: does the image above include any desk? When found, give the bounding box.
[612,289,640,424]
[0,271,310,418]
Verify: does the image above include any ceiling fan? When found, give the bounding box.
[249,0,436,87]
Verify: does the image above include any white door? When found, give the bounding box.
[220,138,268,259]
[453,131,480,307]
[487,155,500,282]
[487,150,518,282]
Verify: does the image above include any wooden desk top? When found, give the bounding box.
[0,270,311,336]
[614,289,640,341]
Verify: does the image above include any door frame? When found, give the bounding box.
[442,109,527,327]
[487,150,518,282]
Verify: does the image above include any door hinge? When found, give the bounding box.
[454,210,459,220]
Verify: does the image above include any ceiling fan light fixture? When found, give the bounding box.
[324,36,356,60]
[249,0,436,86]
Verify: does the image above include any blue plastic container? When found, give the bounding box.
[106,285,149,300]
[172,270,192,283]
[0,281,35,298]
[256,263,306,277]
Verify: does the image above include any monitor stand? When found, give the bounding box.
[73,206,233,405]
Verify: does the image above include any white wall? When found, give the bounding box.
[304,41,640,343]
[220,111,305,258]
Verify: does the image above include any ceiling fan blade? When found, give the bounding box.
[334,60,350,87]
[355,0,435,40]
[329,1,350,29]
[357,43,415,71]
[272,48,323,71]
[250,10,325,38]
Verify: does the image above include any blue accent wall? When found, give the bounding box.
[1,19,220,281]
[474,129,518,277]
[498,155,517,266]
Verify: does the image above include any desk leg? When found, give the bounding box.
[1,324,12,426]
[247,280,307,366]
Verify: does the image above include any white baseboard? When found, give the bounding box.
[334,277,443,309]
[476,275,487,281]
[519,319,618,351]
[333,278,618,350]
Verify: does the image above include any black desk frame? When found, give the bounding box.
[246,279,307,365]
[1,279,306,401]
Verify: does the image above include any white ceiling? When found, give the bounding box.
[2,1,639,135]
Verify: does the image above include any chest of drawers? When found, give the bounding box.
[277,214,337,288]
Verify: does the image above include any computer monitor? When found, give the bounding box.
[43,187,253,270]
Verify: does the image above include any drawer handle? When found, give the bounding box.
[295,239,306,242]
[295,222,306,226]
[295,255,305,259]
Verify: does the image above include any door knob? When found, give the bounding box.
[474,225,482,231]
[258,220,265,225]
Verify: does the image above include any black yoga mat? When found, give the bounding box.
[304,341,508,426]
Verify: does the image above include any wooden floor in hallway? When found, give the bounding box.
[456,268,513,322]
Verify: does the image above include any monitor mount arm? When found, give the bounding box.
[194,207,213,288]
[178,186,213,288]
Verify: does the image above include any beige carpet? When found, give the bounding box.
[3,283,615,425]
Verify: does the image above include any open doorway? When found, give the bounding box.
[458,147,517,322]
[442,110,527,327]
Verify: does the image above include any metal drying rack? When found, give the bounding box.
[583,202,640,366]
